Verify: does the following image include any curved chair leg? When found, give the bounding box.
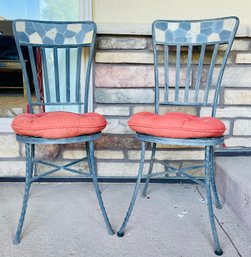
[13,143,34,245]
[142,142,156,198]
[205,146,223,256]
[209,146,222,209]
[86,141,114,235]
[117,141,146,237]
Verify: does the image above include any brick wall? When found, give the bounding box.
[92,34,251,177]
[1,33,251,178]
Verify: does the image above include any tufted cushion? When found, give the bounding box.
[11,111,107,139]
[128,112,226,139]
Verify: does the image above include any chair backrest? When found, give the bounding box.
[152,17,239,116]
[12,20,96,114]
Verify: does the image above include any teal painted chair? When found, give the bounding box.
[11,20,114,244]
[117,17,239,255]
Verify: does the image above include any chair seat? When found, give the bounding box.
[11,111,107,139]
[128,112,225,139]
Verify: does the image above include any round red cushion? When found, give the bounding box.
[128,112,226,139]
[11,111,107,139]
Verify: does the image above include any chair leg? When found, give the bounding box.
[86,141,114,235]
[117,141,146,237]
[205,146,223,256]
[13,144,34,245]
[209,146,222,209]
[142,142,156,198]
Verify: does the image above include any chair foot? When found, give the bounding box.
[216,204,222,209]
[141,192,146,198]
[108,229,115,235]
[214,249,223,256]
[117,231,124,237]
[13,237,20,245]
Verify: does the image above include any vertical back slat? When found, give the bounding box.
[153,45,160,114]
[75,47,82,102]
[184,45,193,102]
[203,44,219,104]
[28,46,41,103]
[212,44,231,116]
[164,46,169,102]
[53,48,60,102]
[194,44,206,102]
[84,47,94,113]
[175,45,181,101]
[65,48,71,102]
[41,48,51,103]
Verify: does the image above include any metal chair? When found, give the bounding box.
[117,17,239,255]
[11,20,114,244]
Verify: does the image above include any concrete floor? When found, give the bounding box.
[0,183,251,257]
